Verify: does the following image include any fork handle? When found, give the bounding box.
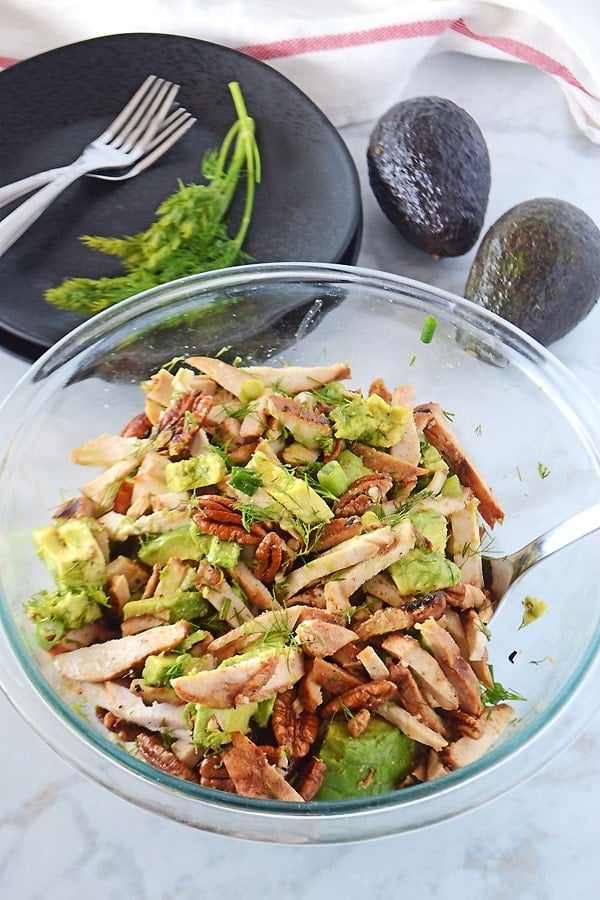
[0,168,66,208]
[0,166,87,258]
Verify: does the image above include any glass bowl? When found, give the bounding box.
[0,262,598,844]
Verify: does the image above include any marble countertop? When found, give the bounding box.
[1,14,599,900]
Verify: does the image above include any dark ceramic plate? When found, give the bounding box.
[0,33,362,359]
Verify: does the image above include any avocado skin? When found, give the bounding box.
[367,96,491,257]
[465,198,600,345]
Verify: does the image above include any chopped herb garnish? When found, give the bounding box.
[481,669,526,705]
[420,315,438,344]
[537,462,551,479]
[45,82,260,315]
[229,467,262,496]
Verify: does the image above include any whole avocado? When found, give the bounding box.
[465,198,600,345]
[367,96,491,257]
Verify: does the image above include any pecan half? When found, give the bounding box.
[271,689,319,758]
[254,532,293,583]
[136,733,199,783]
[96,707,144,743]
[321,679,397,717]
[334,473,393,517]
[199,754,235,792]
[295,757,326,800]
[312,516,362,552]
[192,495,267,545]
[120,411,152,439]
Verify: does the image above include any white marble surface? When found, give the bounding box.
[1,10,600,899]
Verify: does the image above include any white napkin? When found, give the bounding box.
[2,0,600,141]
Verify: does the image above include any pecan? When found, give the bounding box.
[347,707,371,738]
[295,757,326,801]
[157,389,198,432]
[334,473,393,516]
[136,733,200,782]
[254,532,293,583]
[156,390,213,458]
[312,516,362,552]
[271,689,319,758]
[120,411,152,439]
[199,755,236,792]
[96,708,144,743]
[322,438,344,463]
[172,393,214,458]
[321,679,397,717]
[192,495,267,545]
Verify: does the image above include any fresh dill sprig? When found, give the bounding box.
[45,82,261,315]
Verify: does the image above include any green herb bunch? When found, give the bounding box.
[45,81,261,315]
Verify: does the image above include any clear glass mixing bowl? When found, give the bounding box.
[0,262,598,843]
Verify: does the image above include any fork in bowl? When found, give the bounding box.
[0,75,196,257]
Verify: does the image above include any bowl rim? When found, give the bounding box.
[1,261,599,842]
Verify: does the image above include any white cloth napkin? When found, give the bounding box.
[2,0,600,141]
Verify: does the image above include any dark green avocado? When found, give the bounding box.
[367,96,491,257]
[465,198,600,345]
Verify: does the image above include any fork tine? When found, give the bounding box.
[98,75,164,142]
[118,113,197,177]
[117,81,181,151]
[146,107,196,149]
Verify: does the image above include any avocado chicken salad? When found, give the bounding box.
[27,355,516,802]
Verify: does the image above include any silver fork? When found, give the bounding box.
[0,75,187,257]
[0,106,196,209]
[482,501,600,610]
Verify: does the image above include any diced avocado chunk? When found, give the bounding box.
[138,529,239,570]
[441,473,463,497]
[420,443,448,473]
[192,701,261,751]
[26,586,108,648]
[388,547,461,596]
[315,716,415,800]
[329,394,410,448]
[123,591,209,623]
[337,448,373,482]
[165,450,227,491]
[251,450,332,525]
[142,651,203,686]
[138,526,208,566]
[31,519,108,588]
[408,508,448,554]
[142,652,181,686]
[205,536,241,569]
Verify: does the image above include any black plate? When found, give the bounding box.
[0,33,362,359]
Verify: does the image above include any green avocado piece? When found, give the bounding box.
[138,527,208,566]
[315,716,415,801]
[31,519,107,588]
[367,96,490,257]
[408,508,448,555]
[388,547,461,596]
[465,198,600,345]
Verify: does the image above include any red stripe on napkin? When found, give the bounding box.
[0,57,18,68]
[239,16,590,97]
[451,18,589,93]
[237,18,453,59]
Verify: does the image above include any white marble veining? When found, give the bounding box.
[1,10,599,899]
